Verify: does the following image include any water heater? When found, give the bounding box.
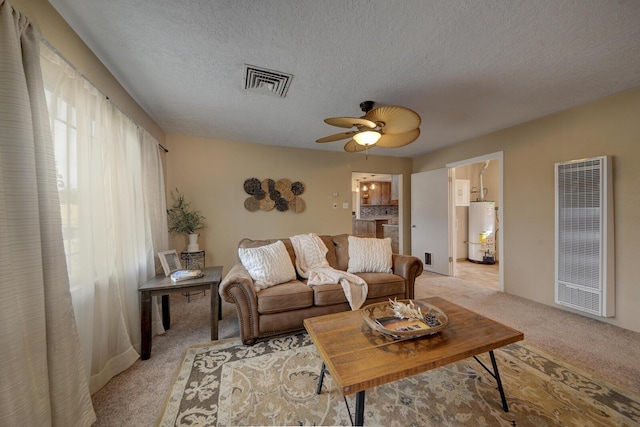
[468,201,496,264]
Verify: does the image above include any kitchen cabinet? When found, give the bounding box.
[383,224,399,253]
[360,182,391,205]
[391,175,399,201]
[352,219,376,236]
[352,219,389,238]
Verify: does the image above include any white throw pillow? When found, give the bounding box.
[238,240,296,291]
[347,236,393,274]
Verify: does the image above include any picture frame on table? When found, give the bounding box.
[158,249,182,276]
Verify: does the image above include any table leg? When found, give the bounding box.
[210,283,219,340]
[161,295,170,330]
[140,290,152,360]
[354,391,365,426]
[489,350,509,412]
[316,362,326,394]
[474,350,509,412]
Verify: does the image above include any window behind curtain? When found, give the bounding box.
[45,89,81,285]
[40,42,167,393]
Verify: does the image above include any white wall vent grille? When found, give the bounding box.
[555,156,614,317]
[244,64,293,98]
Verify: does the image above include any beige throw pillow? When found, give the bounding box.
[238,240,296,291]
[347,236,393,274]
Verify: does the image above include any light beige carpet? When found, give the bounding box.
[157,333,640,426]
[91,274,640,426]
[415,274,640,392]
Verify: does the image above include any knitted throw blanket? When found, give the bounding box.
[289,233,368,310]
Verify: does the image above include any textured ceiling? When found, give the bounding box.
[49,0,640,158]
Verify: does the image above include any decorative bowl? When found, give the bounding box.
[361,299,449,339]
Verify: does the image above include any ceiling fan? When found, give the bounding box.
[316,101,421,154]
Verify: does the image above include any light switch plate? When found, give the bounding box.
[342,202,349,209]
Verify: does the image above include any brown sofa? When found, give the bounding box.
[219,234,424,345]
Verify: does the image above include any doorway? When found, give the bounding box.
[447,152,503,291]
[351,172,403,253]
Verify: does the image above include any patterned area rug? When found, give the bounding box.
[158,333,640,426]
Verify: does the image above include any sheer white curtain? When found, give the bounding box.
[140,128,169,337]
[140,128,170,276]
[40,43,168,393]
[0,1,95,425]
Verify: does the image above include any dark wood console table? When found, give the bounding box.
[139,266,222,360]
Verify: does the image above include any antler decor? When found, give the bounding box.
[389,298,424,320]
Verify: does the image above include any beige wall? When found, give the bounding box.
[12,0,638,333]
[11,0,165,144]
[165,135,413,274]
[414,88,640,333]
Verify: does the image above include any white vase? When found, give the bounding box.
[187,233,200,252]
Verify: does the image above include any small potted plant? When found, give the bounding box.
[167,189,207,252]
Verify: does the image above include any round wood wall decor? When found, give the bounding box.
[243,178,305,213]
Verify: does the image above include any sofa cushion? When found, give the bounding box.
[312,284,348,306]
[319,235,339,270]
[239,237,296,267]
[238,240,296,291]
[257,280,313,314]
[347,236,393,273]
[332,234,350,271]
[356,272,405,299]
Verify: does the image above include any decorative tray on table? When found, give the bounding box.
[362,299,449,339]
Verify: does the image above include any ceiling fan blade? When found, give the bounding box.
[316,131,356,143]
[364,106,421,134]
[325,117,377,129]
[376,128,421,148]
[343,139,369,153]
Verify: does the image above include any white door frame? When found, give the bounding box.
[447,151,504,291]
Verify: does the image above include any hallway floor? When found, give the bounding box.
[455,259,499,289]
[419,259,499,289]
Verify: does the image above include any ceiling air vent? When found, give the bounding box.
[244,64,293,98]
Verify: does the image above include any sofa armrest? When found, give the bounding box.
[220,263,254,302]
[391,254,424,300]
[219,263,261,344]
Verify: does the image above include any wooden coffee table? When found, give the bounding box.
[303,296,524,426]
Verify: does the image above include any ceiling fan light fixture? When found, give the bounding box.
[318,102,421,157]
[353,130,381,146]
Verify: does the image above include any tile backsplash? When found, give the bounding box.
[360,205,398,217]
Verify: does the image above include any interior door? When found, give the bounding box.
[411,169,451,275]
